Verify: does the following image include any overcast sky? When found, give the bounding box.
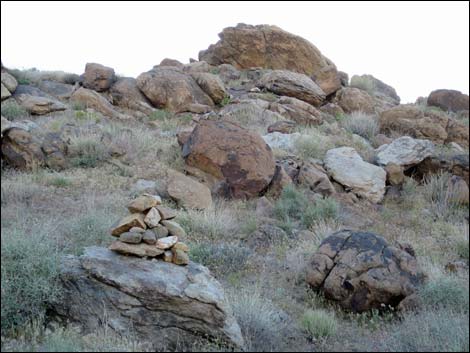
[1,1,469,103]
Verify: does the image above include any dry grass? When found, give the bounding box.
[341,111,379,141]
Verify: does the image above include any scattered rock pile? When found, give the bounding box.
[109,193,190,265]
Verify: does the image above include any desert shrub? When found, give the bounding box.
[1,99,28,120]
[1,220,61,332]
[301,198,339,229]
[8,68,79,85]
[68,132,109,168]
[46,175,72,188]
[189,243,251,276]
[294,130,334,160]
[219,95,231,107]
[419,276,469,312]
[350,75,376,95]
[227,287,291,352]
[341,111,379,140]
[300,309,337,339]
[382,309,469,352]
[274,185,309,222]
[148,109,172,122]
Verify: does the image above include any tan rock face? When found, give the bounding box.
[379,105,449,144]
[446,119,469,148]
[1,72,18,93]
[1,127,45,170]
[110,213,146,237]
[258,70,326,107]
[70,87,124,119]
[172,248,189,265]
[384,163,405,186]
[191,72,227,104]
[15,94,67,115]
[109,77,155,115]
[297,162,336,196]
[427,89,469,112]
[159,58,184,68]
[182,120,276,199]
[156,235,178,250]
[136,67,214,113]
[127,194,161,213]
[82,63,115,92]
[1,83,11,100]
[198,24,341,95]
[109,241,163,257]
[336,87,376,114]
[167,171,213,210]
[269,96,323,126]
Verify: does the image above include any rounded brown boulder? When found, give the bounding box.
[306,230,425,312]
[182,120,276,199]
[427,89,469,113]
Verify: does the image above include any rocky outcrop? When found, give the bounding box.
[1,127,45,170]
[51,247,244,350]
[306,230,425,312]
[182,120,276,199]
[350,74,400,106]
[191,72,227,104]
[15,94,67,115]
[38,80,76,100]
[375,136,435,168]
[167,170,213,210]
[336,87,376,114]
[82,63,115,92]
[159,58,184,68]
[427,89,469,112]
[268,96,323,125]
[70,87,125,119]
[1,72,18,97]
[137,67,214,113]
[297,161,336,196]
[109,77,155,115]
[324,147,386,203]
[412,154,469,185]
[262,132,300,151]
[198,24,341,95]
[258,70,326,107]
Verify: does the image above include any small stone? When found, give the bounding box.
[142,230,157,245]
[172,249,190,266]
[129,227,145,233]
[119,232,143,244]
[163,250,173,262]
[155,205,177,220]
[133,179,156,192]
[161,220,186,238]
[109,241,164,257]
[127,194,162,213]
[384,163,405,186]
[151,224,169,239]
[110,213,146,236]
[156,236,178,250]
[144,207,161,228]
[172,242,189,253]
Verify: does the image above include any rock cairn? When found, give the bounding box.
[109,193,189,265]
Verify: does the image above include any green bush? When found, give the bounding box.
[341,112,379,140]
[1,99,28,120]
[419,276,469,312]
[302,198,339,228]
[148,109,172,121]
[300,309,337,339]
[274,185,309,222]
[1,223,61,331]
[219,95,231,107]
[189,243,251,276]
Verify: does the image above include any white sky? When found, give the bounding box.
[1,1,469,103]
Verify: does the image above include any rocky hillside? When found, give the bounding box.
[1,23,469,352]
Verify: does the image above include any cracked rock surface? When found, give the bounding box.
[306,230,425,312]
[50,247,244,350]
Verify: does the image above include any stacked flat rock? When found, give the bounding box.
[109,193,189,265]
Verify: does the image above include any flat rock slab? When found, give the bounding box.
[51,247,244,350]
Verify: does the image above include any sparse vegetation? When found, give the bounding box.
[294,129,334,160]
[300,309,337,339]
[68,132,109,168]
[1,99,29,120]
[302,198,339,228]
[341,111,379,140]
[419,276,469,312]
[350,75,376,95]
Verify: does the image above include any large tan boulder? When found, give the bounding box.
[191,72,227,104]
[427,89,469,112]
[268,96,323,125]
[15,94,67,115]
[297,161,336,196]
[167,170,213,210]
[307,230,425,312]
[379,105,449,144]
[82,63,115,92]
[258,70,326,107]
[70,87,125,119]
[182,120,276,199]
[1,127,45,170]
[136,67,214,113]
[199,24,341,95]
[336,87,376,114]
[1,72,18,94]
[109,77,155,115]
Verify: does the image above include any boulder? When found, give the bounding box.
[379,105,449,144]
[82,63,115,92]
[266,163,293,198]
[191,72,227,104]
[297,161,336,196]
[70,87,125,119]
[110,214,146,237]
[384,163,405,186]
[268,96,323,125]
[172,249,190,265]
[52,247,244,349]
[1,72,18,93]
[267,120,297,134]
[136,67,214,113]
[183,61,213,74]
[38,80,76,99]
[109,77,155,115]
[375,136,435,167]
[324,147,386,203]
[427,89,469,112]
[159,58,184,68]
[258,70,326,106]
[198,23,341,95]
[1,127,45,170]
[336,87,376,114]
[262,132,301,151]
[306,230,425,312]
[217,64,241,83]
[350,74,400,105]
[127,194,161,213]
[155,205,177,220]
[182,120,276,199]
[41,132,68,170]
[167,171,213,210]
[413,154,469,185]
[15,94,67,115]
[1,83,11,100]
[119,232,143,244]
